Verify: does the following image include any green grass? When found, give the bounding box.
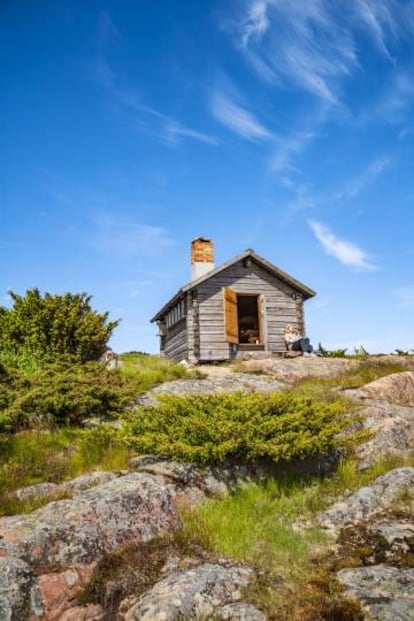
[0,426,132,516]
[119,352,195,389]
[182,477,328,573]
[181,452,414,573]
[180,454,414,620]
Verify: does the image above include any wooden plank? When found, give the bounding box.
[223,287,238,344]
[192,259,308,362]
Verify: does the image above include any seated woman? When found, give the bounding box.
[284,324,314,355]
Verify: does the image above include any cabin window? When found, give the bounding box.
[164,298,187,329]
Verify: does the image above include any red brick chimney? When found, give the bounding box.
[191,237,215,280]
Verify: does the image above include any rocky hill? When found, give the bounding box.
[1,357,413,621]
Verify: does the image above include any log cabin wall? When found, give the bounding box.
[196,259,302,362]
[163,318,188,361]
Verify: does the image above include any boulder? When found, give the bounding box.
[319,468,414,532]
[58,604,105,620]
[337,565,414,621]
[0,473,180,619]
[0,555,43,620]
[129,456,270,507]
[14,471,117,503]
[216,602,267,620]
[137,374,286,405]
[346,371,414,406]
[0,473,180,568]
[354,402,414,469]
[242,357,360,383]
[121,562,256,621]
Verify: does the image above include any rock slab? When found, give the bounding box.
[337,565,414,621]
[319,467,414,532]
[137,374,286,405]
[122,562,260,621]
[0,473,180,620]
[346,371,414,407]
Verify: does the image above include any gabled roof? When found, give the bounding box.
[151,248,316,322]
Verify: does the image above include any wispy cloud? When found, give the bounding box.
[240,0,270,48]
[114,93,218,146]
[92,12,217,147]
[280,153,392,220]
[211,91,274,141]
[232,1,357,103]
[228,0,414,104]
[331,157,392,202]
[89,213,174,258]
[96,10,122,47]
[308,220,378,271]
[372,71,414,125]
[270,131,316,173]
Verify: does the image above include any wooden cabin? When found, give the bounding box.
[151,238,316,363]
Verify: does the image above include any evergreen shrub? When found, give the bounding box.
[0,288,118,369]
[123,391,359,465]
[0,361,132,432]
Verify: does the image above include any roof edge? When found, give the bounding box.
[150,248,316,322]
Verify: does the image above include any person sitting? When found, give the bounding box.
[284,324,314,356]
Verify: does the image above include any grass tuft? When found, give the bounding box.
[0,426,132,516]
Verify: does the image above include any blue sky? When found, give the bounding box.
[1,0,413,354]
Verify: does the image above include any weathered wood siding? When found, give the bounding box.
[196,260,305,361]
[163,318,188,361]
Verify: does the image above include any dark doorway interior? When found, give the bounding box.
[237,295,260,344]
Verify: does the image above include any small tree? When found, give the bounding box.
[0,289,119,368]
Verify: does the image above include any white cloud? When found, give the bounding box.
[99,84,219,147]
[308,220,378,271]
[229,0,414,104]
[233,1,358,103]
[90,213,174,258]
[270,131,316,173]
[331,157,392,202]
[92,14,217,147]
[163,121,218,146]
[240,0,270,47]
[211,92,274,141]
[374,71,414,124]
[285,185,316,213]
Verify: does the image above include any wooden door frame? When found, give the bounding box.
[236,293,263,346]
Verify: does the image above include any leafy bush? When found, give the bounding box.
[0,289,119,369]
[122,391,359,465]
[0,361,133,432]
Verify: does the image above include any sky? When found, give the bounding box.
[1,0,413,354]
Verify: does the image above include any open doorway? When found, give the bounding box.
[237,295,261,344]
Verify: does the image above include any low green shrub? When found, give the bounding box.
[0,361,133,432]
[0,353,197,434]
[122,391,360,466]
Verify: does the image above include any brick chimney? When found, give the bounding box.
[191,237,215,280]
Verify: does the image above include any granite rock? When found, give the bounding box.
[319,468,414,532]
[337,564,414,621]
[122,562,256,621]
